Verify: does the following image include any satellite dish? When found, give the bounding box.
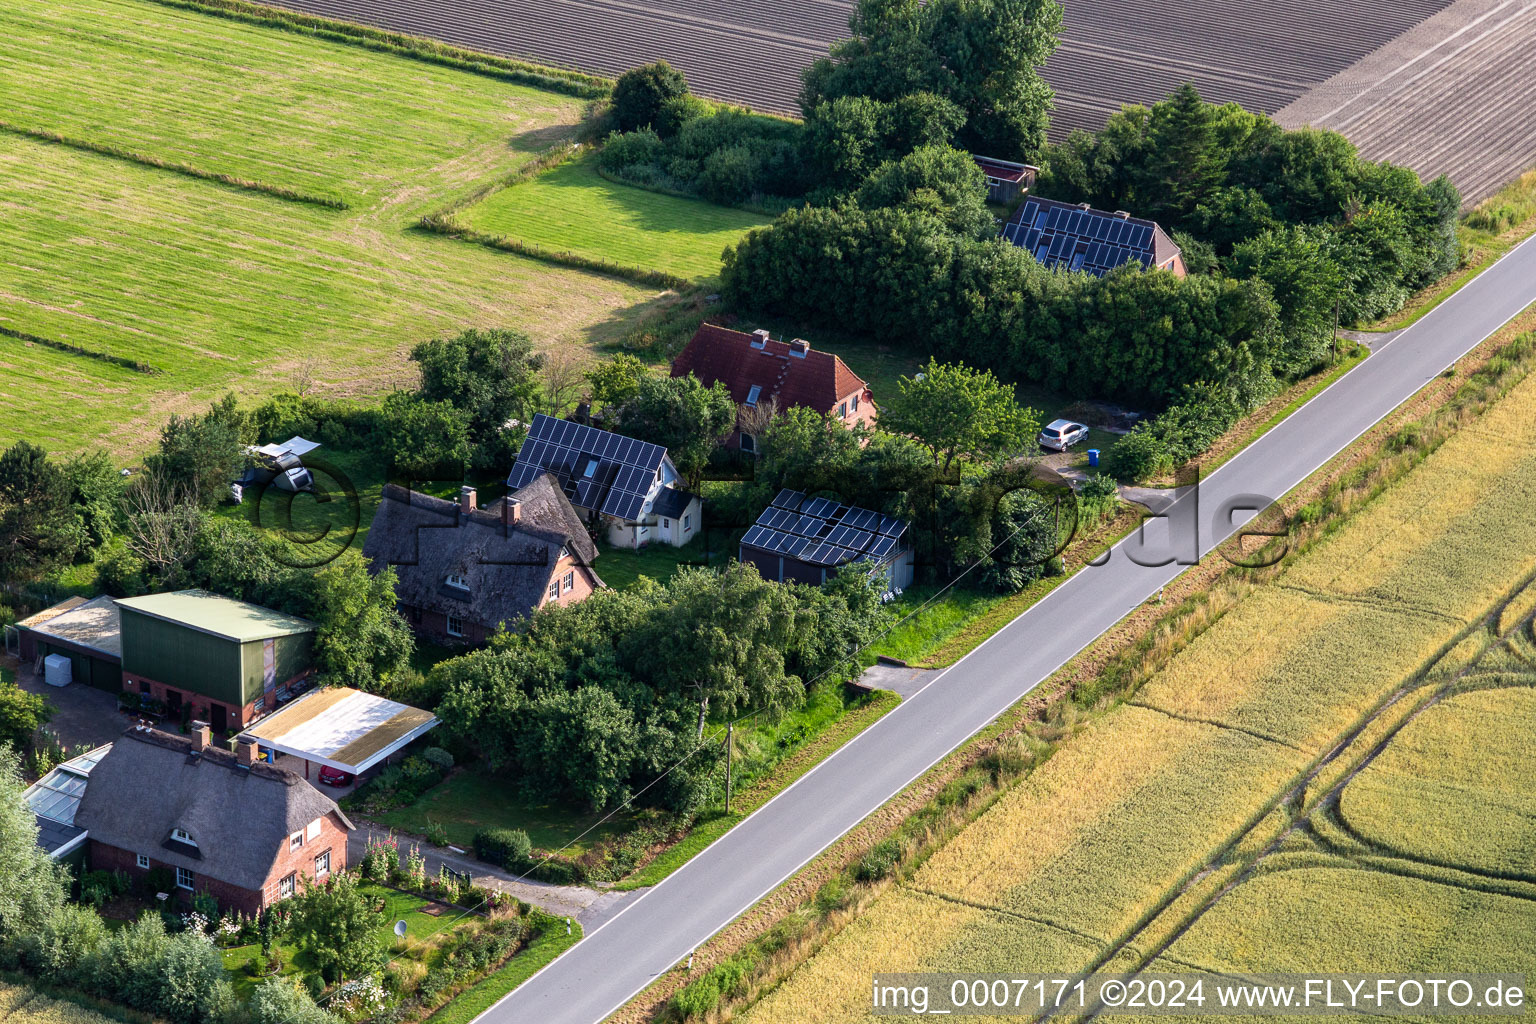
[394,920,408,939]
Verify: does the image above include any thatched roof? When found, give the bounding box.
[74,727,351,892]
[361,474,600,632]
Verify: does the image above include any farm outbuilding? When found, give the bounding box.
[115,590,316,733]
[238,685,439,779]
[8,596,123,693]
[739,489,913,596]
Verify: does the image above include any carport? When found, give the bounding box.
[237,686,438,780]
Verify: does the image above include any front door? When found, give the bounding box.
[210,703,227,734]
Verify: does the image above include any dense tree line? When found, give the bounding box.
[598,0,1061,208]
[430,562,887,811]
[722,202,1283,408]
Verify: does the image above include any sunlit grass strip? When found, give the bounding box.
[0,324,160,375]
[0,981,126,1024]
[142,0,610,96]
[1338,687,1536,879]
[0,121,346,209]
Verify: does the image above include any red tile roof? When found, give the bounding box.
[670,324,870,414]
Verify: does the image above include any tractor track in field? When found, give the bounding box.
[1063,573,1536,1023]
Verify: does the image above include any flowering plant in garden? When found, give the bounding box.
[333,974,388,1019]
[404,844,426,888]
[179,914,213,939]
[362,832,399,882]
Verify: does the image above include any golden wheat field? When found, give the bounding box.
[1338,687,1536,877]
[741,354,1536,1024]
[0,984,117,1024]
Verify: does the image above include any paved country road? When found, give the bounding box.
[482,233,1536,1024]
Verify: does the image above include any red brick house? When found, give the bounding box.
[361,474,603,645]
[670,325,876,453]
[73,723,353,915]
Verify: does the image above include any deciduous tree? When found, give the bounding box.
[881,359,1038,473]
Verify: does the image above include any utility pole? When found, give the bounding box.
[1332,296,1341,366]
[724,721,734,814]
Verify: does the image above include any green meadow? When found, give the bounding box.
[0,0,667,455]
[458,154,771,281]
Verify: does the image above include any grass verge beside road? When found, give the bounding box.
[426,917,582,1024]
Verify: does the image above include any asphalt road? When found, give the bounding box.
[482,233,1536,1024]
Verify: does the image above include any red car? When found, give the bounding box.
[317,765,355,787]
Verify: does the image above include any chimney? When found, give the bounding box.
[750,329,770,350]
[503,496,522,526]
[190,721,210,753]
[1078,202,1091,211]
[1114,210,1131,219]
[789,338,810,358]
[460,485,478,515]
[238,738,258,767]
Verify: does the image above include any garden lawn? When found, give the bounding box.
[458,154,770,281]
[739,345,1536,1024]
[594,535,724,591]
[220,882,459,1001]
[0,0,662,456]
[373,771,631,856]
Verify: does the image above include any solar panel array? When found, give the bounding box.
[740,489,907,568]
[506,414,665,523]
[1001,200,1157,277]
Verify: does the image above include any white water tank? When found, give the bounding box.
[43,653,72,687]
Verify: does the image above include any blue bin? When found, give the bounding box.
[1087,448,1100,467]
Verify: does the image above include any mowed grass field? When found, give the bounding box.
[457,154,771,280]
[0,0,661,454]
[743,357,1536,1024]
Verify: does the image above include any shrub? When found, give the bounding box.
[597,128,667,173]
[853,837,903,882]
[657,94,713,137]
[421,746,454,771]
[143,866,176,896]
[1104,426,1172,483]
[424,819,449,847]
[671,955,753,1020]
[473,828,532,871]
[611,61,689,132]
[251,977,342,1024]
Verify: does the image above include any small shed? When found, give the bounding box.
[9,596,123,692]
[115,590,316,732]
[973,155,1039,205]
[739,489,914,596]
[239,686,439,779]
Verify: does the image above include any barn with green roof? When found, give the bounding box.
[116,589,316,734]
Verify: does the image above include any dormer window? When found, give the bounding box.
[745,385,762,407]
[446,573,469,591]
[558,546,569,561]
[171,828,197,848]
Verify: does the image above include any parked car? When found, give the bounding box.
[317,765,354,787]
[1038,419,1090,451]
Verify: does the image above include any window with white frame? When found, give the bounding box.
[176,866,194,890]
[683,514,692,531]
[308,819,321,841]
[171,828,197,848]
[745,385,762,407]
[851,393,860,412]
[280,873,296,898]
[445,573,469,590]
[563,571,574,592]
[315,850,331,876]
[547,579,560,600]
[446,613,464,638]
[740,433,756,454]
[136,853,150,869]
[837,402,848,418]
[289,831,304,852]
[662,518,670,529]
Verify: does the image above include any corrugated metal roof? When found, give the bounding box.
[115,589,315,642]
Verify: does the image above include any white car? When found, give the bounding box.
[1038,418,1089,452]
